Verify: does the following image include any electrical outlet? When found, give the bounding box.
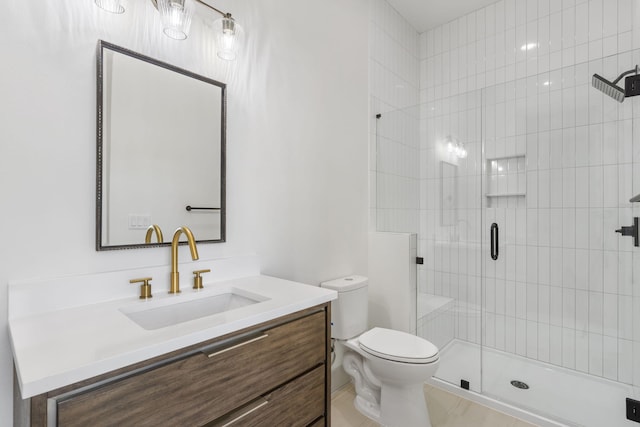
[128,214,151,230]
[625,75,640,97]
[627,398,640,423]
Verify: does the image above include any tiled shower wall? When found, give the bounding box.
[369,0,420,233]
[419,0,640,387]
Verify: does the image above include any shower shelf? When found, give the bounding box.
[485,154,526,161]
[485,192,526,197]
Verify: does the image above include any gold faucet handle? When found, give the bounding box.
[130,277,153,299]
[192,269,211,290]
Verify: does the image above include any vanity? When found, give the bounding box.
[9,262,337,426]
[8,41,339,426]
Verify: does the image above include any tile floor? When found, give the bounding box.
[331,383,539,427]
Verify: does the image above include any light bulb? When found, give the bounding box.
[458,144,467,158]
[222,33,234,50]
[213,16,243,61]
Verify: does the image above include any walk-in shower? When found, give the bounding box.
[376,75,640,427]
[370,0,640,422]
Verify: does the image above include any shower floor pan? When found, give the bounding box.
[430,339,637,427]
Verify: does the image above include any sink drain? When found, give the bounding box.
[510,380,529,389]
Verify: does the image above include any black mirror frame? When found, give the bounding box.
[95,40,226,251]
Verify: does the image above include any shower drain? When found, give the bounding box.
[510,380,530,390]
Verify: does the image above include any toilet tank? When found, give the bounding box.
[320,276,368,339]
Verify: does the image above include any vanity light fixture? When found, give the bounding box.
[94,0,243,60]
[94,0,124,14]
[157,0,194,40]
[152,0,244,60]
[211,14,243,60]
[446,136,467,159]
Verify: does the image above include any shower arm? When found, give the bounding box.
[612,65,640,85]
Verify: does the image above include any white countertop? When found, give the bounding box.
[9,274,336,398]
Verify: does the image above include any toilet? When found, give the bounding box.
[321,276,439,427]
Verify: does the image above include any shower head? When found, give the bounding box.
[592,74,625,102]
[592,65,640,103]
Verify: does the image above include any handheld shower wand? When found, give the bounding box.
[592,65,640,102]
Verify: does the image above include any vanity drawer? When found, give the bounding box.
[56,311,326,426]
[206,365,325,427]
[308,417,325,427]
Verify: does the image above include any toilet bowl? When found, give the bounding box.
[321,276,440,427]
[344,327,439,427]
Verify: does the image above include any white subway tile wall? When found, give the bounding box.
[419,0,640,387]
[369,0,420,233]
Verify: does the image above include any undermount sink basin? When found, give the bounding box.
[120,288,269,330]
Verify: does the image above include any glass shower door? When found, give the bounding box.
[479,80,533,409]
[419,88,484,393]
[480,53,639,427]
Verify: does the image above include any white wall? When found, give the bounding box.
[0,0,369,423]
[368,232,417,333]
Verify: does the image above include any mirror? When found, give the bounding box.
[96,40,226,250]
[440,161,457,226]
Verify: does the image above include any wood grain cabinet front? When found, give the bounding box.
[205,365,325,427]
[25,305,331,427]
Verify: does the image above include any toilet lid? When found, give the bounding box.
[359,327,439,364]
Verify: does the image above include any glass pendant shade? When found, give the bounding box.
[95,0,124,14]
[212,16,243,61]
[445,137,467,159]
[158,0,193,40]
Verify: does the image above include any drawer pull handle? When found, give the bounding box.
[216,397,270,427]
[206,334,269,358]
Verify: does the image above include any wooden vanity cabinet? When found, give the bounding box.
[21,303,331,427]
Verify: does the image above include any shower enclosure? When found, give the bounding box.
[475,53,639,426]
[374,50,640,427]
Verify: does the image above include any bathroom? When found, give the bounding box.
[1,0,640,426]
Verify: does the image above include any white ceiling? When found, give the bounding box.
[386,0,499,33]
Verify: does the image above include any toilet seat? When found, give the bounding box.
[358,327,439,364]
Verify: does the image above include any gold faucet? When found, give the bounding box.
[170,226,199,294]
[145,224,164,243]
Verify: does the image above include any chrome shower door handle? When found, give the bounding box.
[491,223,499,260]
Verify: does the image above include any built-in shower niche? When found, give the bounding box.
[484,154,526,206]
